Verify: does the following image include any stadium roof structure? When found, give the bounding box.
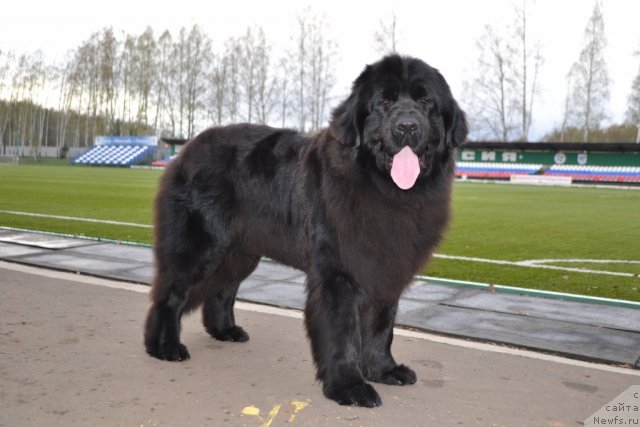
[160,137,189,146]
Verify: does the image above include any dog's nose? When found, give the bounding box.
[396,118,419,135]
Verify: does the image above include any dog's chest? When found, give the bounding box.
[330,192,447,292]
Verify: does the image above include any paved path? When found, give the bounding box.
[1,228,640,368]
[1,262,639,426]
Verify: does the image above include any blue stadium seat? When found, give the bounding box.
[545,165,640,183]
[73,145,155,166]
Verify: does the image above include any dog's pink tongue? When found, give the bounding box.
[390,146,420,190]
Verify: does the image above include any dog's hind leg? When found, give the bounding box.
[145,192,230,361]
[202,251,260,342]
[144,273,193,361]
[144,226,217,361]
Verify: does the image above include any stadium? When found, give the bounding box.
[2,136,639,301]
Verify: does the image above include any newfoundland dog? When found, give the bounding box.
[144,54,468,407]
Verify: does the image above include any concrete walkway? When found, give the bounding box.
[1,228,639,368]
[2,261,640,426]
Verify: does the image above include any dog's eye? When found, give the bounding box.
[382,99,393,108]
[419,97,431,106]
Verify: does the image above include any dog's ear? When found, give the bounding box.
[444,100,468,148]
[330,65,372,148]
[329,94,364,148]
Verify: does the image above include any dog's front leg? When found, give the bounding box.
[304,269,382,407]
[361,301,417,385]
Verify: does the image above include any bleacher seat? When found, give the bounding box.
[73,145,155,166]
[545,165,640,183]
[456,162,543,179]
[455,161,640,184]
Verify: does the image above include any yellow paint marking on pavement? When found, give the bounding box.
[264,404,281,427]
[288,400,310,423]
[241,405,261,417]
[240,404,281,427]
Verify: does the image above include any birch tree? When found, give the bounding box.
[120,35,137,131]
[154,30,175,135]
[135,27,157,128]
[559,70,576,143]
[568,0,610,142]
[183,25,211,138]
[209,51,227,126]
[238,28,259,122]
[277,58,291,128]
[293,14,308,132]
[464,24,516,141]
[252,31,278,125]
[626,48,640,143]
[0,50,13,154]
[236,27,278,125]
[511,0,543,141]
[373,12,400,55]
[291,10,336,132]
[54,54,76,156]
[97,27,119,136]
[223,37,241,124]
[464,1,543,142]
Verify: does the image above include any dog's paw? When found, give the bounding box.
[369,364,417,386]
[146,341,190,361]
[324,382,382,407]
[212,326,249,342]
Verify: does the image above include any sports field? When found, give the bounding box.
[1,164,639,301]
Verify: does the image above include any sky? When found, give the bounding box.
[2,0,640,140]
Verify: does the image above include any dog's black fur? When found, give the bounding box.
[144,54,468,407]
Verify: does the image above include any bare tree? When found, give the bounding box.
[53,54,76,156]
[569,0,610,142]
[373,12,400,55]
[291,10,337,132]
[97,27,119,136]
[558,70,576,143]
[511,0,543,141]
[209,51,228,126]
[0,50,13,154]
[464,2,543,142]
[224,37,242,124]
[278,58,291,128]
[10,52,48,156]
[170,26,210,138]
[293,14,308,132]
[154,30,175,135]
[307,23,336,132]
[185,26,212,138]
[135,27,157,130]
[120,35,137,133]
[464,25,516,141]
[71,31,102,147]
[627,48,640,143]
[238,28,259,123]
[66,45,86,149]
[252,31,278,125]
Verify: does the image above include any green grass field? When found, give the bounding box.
[1,164,639,301]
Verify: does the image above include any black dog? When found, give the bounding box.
[144,54,467,407]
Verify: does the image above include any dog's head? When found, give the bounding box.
[330,55,468,190]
